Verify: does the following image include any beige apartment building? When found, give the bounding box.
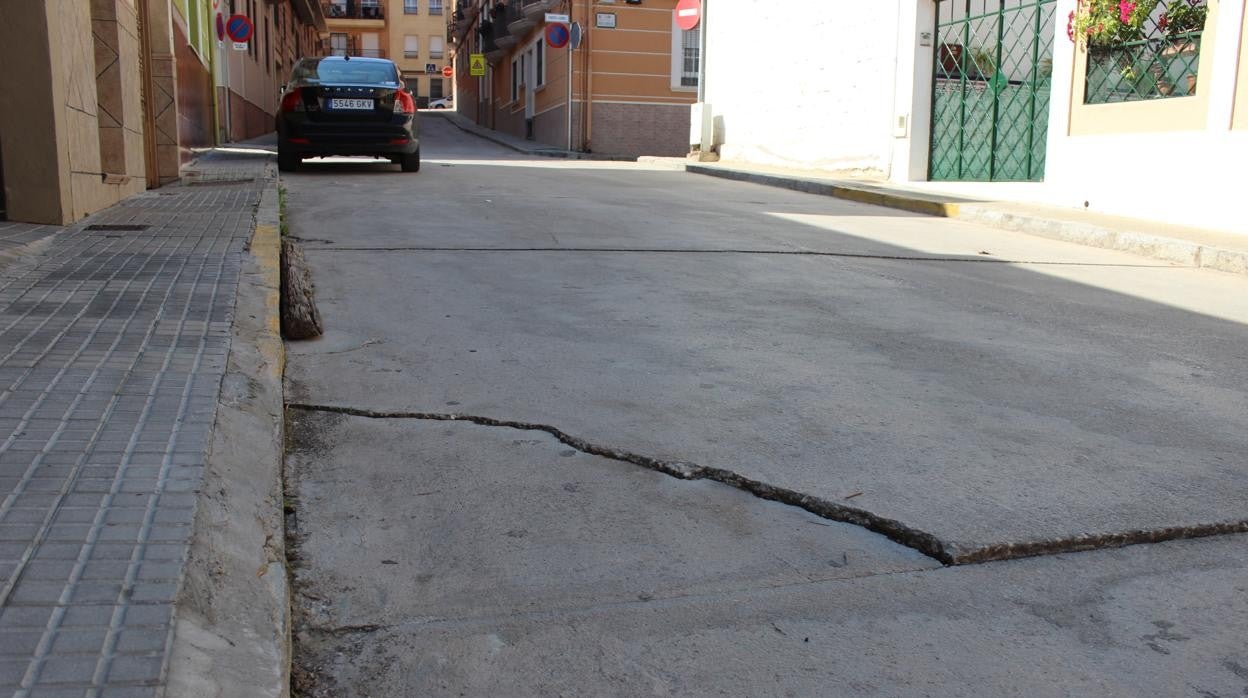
[391,0,454,105]
[450,0,698,156]
[325,0,452,106]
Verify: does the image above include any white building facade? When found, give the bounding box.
[698,0,1248,234]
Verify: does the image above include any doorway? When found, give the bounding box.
[929,0,1056,181]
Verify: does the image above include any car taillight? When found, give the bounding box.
[280,91,304,112]
[393,90,415,114]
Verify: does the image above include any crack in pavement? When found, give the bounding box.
[287,403,1248,567]
[295,560,946,639]
[296,247,1177,268]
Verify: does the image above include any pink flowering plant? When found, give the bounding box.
[1159,0,1208,37]
[1068,0,1160,47]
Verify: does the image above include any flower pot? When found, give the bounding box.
[1161,39,1197,57]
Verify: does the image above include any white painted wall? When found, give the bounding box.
[1038,0,1248,233]
[702,0,1247,234]
[703,0,904,175]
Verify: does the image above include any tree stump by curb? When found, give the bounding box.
[281,238,323,340]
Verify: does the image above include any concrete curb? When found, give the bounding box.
[167,165,291,697]
[685,164,1248,276]
[686,164,958,217]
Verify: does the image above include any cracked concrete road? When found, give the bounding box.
[282,115,1248,694]
[285,116,1248,559]
[285,410,1248,697]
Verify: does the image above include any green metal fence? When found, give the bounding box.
[1084,32,1202,103]
[930,0,1056,182]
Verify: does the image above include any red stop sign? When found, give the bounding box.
[442,65,454,78]
[675,0,700,30]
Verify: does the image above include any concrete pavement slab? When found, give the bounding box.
[285,245,1248,561]
[299,534,1248,696]
[284,119,1248,562]
[285,412,937,623]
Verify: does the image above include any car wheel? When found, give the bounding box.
[400,148,421,173]
[434,104,446,109]
[277,149,299,172]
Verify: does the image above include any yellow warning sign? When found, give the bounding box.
[470,54,486,77]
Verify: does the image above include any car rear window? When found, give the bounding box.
[292,59,399,86]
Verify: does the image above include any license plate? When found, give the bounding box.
[328,98,374,110]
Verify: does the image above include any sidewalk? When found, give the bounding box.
[686,161,1248,276]
[0,143,281,694]
[432,110,634,160]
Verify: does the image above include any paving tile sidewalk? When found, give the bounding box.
[0,148,271,694]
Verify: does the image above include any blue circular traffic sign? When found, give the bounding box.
[226,14,253,43]
[546,23,569,49]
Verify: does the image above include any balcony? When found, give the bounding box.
[323,1,385,21]
[489,2,520,50]
[448,5,479,46]
[508,4,537,39]
[322,39,387,58]
[479,22,504,63]
[521,0,555,21]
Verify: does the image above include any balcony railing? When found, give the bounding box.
[324,1,385,20]
[323,40,387,58]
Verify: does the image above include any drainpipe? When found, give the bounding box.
[209,4,222,145]
[697,0,706,104]
[584,0,592,151]
[565,0,572,150]
[137,0,160,188]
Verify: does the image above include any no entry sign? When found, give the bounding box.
[545,22,570,49]
[674,0,701,31]
[442,65,454,78]
[226,14,253,43]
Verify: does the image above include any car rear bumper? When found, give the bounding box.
[278,115,419,156]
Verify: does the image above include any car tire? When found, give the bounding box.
[400,148,421,173]
[277,149,299,173]
[434,104,446,109]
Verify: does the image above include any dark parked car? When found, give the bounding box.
[276,56,420,172]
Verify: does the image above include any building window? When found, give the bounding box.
[328,0,347,17]
[429,36,444,59]
[405,35,419,58]
[680,27,700,87]
[534,38,545,87]
[511,57,519,101]
[429,0,443,15]
[330,32,348,56]
[431,78,444,99]
[404,0,418,13]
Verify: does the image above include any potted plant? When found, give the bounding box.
[1159,0,1206,57]
[967,47,997,80]
[1159,0,1208,38]
[1068,0,1159,48]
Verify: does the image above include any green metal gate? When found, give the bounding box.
[930,0,1056,181]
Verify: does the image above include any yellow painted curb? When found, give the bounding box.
[832,187,960,218]
[250,222,286,380]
